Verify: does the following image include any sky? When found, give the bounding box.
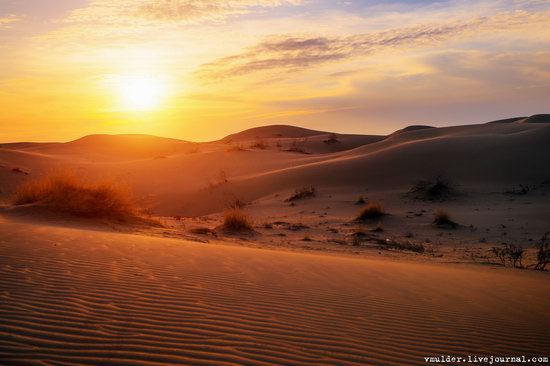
[0,0,549,142]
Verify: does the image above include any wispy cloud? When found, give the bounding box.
[66,0,305,25]
[0,14,20,29]
[198,9,550,79]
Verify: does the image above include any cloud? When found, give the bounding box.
[0,14,20,29]
[66,0,305,26]
[197,9,550,79]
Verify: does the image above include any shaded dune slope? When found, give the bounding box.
[0,220,549,365]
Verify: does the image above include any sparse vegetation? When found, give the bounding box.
[11,167,28,175]
[286,187,316,202]
[432,209,458,229]
[249,138,268,150]
[381,239,425,254]
[221,207,254,232]
[356,202,385,221]
[409,175,458,201]
[323,133,340,144]
[534,232,550,271]
[371,222,384,232]
[285,138,309,154]
[504,184,530,195]
[189,227,215,235]
[13,171,140,220]
[492,244,524,268]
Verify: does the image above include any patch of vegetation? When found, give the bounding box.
[13,171,142,221]
[356,202,386,221]
[286,187,316,202]
[381,239,425,254]
[249,138,268,150]
[492,244,524,268]
[371,222,384,232]
[221,207,254,232]
[285,138,310,154]
[408,175,458,201]
[534,232,550,271]
[323,133,341,144]
[189,227,215,236]
[432,209,458,229]
[11,167,29,175]
[504,184,531,195]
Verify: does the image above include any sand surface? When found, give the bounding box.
[1,218,549,365]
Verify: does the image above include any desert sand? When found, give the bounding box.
[1,218,549,365]
[1,115,550,364]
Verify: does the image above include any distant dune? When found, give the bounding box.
[1,115,549,215]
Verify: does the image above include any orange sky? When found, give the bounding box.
[0,0,549,142]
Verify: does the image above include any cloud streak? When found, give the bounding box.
[66,0,304,25]
[198,10,550,79]
[0,14,20,29]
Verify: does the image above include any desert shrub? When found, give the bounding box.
[504,184,530,195]
[189,227,214,235]
[286,187,316,202]
[371,221,384,232]
[382,240,425,253]
[409,175,457,201]
[492,244,525,268]
[11,167,28,175]
[222,207,254,232]
[534,232,550,271]
[432,209,458,229]
[356,202,385,221]
[323,133,340,144]
[249,138,268,150]
[286,138,309,154]
[13,171,137,219]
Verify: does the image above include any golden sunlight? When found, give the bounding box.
[112,74,168,111]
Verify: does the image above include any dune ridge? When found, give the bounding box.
[0,219,549,365]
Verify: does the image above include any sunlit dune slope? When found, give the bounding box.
[1,117,549,215]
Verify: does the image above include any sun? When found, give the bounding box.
[112,74,168,111]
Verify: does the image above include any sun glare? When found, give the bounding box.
[112,75,168,111]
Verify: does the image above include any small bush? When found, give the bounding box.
[492,244,524,268]
[285,138,309,154]
[356,203,385,221]
[13,171,137,220]
[286,187,316,202]
[222,207,254,232]
[409,175,457,201]
[432,209,458,229]
[323,134,340,144]
[382,240,425,254]
[12,167,28,175]
[534,232,550,271]
[249,138,268,150]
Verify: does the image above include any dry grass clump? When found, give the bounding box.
[13,171,138,220]
[222,207,254,232]
[356,202,385,221]
[409,175,458,201]
[286,187,316,202]
[432,209,458,229]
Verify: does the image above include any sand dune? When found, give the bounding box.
[1,116,549,216]
[0,219,549,365]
